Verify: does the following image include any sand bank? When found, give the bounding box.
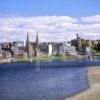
[65,67,100,100]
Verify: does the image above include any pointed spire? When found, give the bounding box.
[26,32,30,48]
[35,32,39,57]
[26,32,29,43]
[25,32,30,57]
[36,32,39,46]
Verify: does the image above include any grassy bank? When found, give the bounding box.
[66,67,100,100]
[14,57,75,62]
[0,57,76,63]
[0,59,10,64]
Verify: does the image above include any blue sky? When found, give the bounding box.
[0,0,100,17]
[0,0,100,42]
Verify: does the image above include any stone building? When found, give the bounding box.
[71,33,100,48]
[25,33,35,58]
[25,32,41,58]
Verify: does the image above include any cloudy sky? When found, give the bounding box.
[0,0,100,42]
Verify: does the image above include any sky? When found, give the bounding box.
[0,0,100,42]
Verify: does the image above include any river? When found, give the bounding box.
[0,60,90,100]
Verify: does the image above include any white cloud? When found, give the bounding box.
[0,15,100,42]
[81,15,100,23]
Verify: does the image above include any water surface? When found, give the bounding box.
[0,60,89,100]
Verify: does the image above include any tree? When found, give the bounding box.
[97,43,100,51]
[91,43,100,53]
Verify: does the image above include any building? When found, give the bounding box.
[65,45,77,56]
[48,44,52,57]
[71,33,100,53]
[46,42,66,56]
[34,33,39,57]
[25,33,35,58]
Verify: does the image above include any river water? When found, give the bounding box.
[0,60,89,100]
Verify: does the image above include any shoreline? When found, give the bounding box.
[65,66,100,100]
[0,57,76,64]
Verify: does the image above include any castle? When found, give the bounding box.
[71,33,100,48]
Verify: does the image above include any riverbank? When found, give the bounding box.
[0,57,76,63]
[66,67,100,100]
[0,59,11,63]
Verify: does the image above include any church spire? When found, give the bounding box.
[36,32,39,46]
[26,32,29,48]
[25,32,30,57]
[35,32,39,57]
[26,32,29,43]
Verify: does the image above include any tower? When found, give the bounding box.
[76,33,78,39]
[76,33,82,51]
[25,32,32,58]
[35,33,39,57]
[36,32,39,47]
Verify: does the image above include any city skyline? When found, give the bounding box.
[0,0,100,42]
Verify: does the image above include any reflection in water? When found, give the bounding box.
[0,61,89,100]
[36,61,40,71]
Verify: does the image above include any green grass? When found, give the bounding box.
[26,57,74,61]
[0,59,9,63]
[13,58,29,62]
[0,57,76,63]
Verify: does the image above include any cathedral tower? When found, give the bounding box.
[25,32,33,58]
[35,33,39,57]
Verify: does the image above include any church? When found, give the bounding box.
[25,33,40,58]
